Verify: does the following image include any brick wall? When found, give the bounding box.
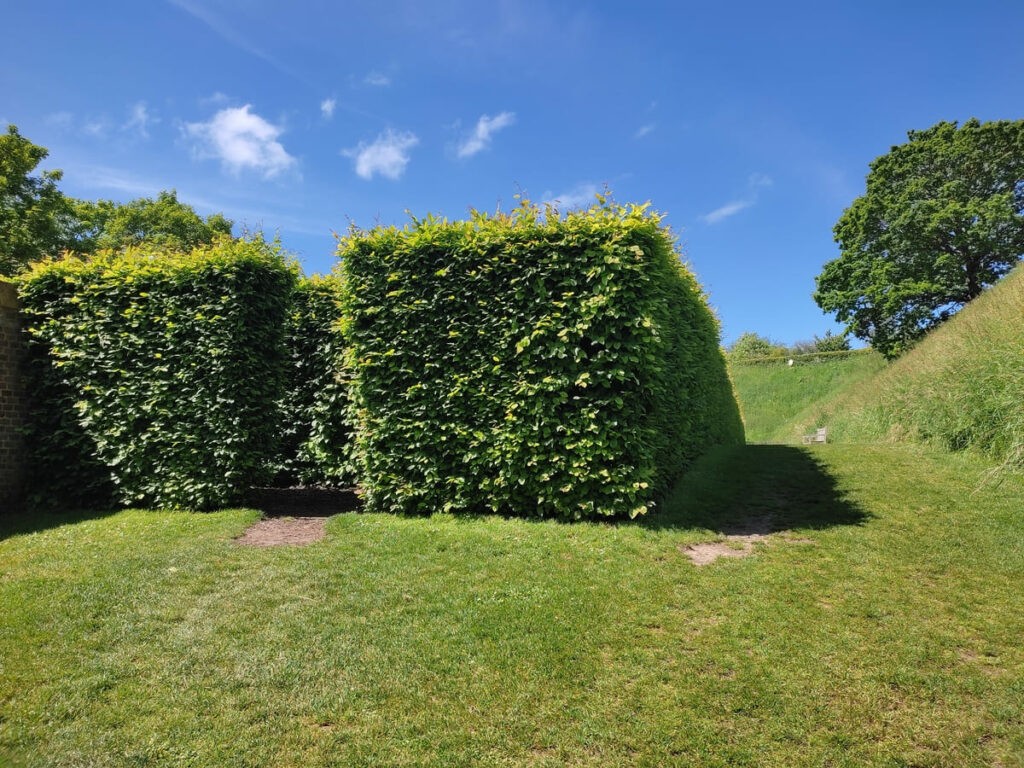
[0,282,26,512]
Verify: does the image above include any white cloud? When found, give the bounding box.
[701,200,752,225]
[634,123,655,139]
[457,112,515,158]
[541,183,600,210]
[123,102,155,138]
[320,98,336,119]
[344,129,418,180]
[364,71,391,87]
[700,172,773,225]
[185,105,296,178]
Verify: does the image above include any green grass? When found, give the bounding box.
[3,443,1023,767]
[730,266,1024,476]
[785,265,1024,473]
[728,351,886,442]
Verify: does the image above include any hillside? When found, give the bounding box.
[736,265,1024,474]
[728,351,886,443]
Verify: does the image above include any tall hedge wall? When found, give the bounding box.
[273,274,356,487]
[338,200,743,520]
[17,238,297,510]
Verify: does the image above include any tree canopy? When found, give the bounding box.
[0,125,78,276]
[73,191,233,254]
[727,332,787,360]
[1,125,234,277]
[814,118,1024,357]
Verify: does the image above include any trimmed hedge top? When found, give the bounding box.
[338,199,743,520]
[17,237,298,510]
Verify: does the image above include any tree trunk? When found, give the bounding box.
[964,255,983,300]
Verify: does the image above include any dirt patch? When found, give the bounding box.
[681,512,793,565]
[235,516,327,547]
[682,539,760,565]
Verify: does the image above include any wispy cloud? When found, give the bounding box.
[700,173,773,225]
[344,129,418,180]
[68,165,162,197]
[364,71,390,87]
[320,98,336,119]
[748,172,773,189]
[168,0,303,81]
[457,112,515,158]
[66,163,329,235]
[46,112,73,130]
[200,91,231,106]
[541,182,601,210]
[701,200,753,225]
[122,102,156,138]
[185,105,296,178]
[634,123,655,139]
[83,118,111,138]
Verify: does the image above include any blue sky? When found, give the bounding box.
[3,0,1022,345]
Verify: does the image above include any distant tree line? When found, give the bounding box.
[1,125,233,277]
[727,330,850,361]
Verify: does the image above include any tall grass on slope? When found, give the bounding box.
[794,265,1024,474]
[729,351,886,443]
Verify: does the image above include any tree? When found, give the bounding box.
[73,190,233,253]
[0,125,78,276]
[728,332,786,360]
[814,118,1024,358]
[1,126,235,277]
[812,329,850,353]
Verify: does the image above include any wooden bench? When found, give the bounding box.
[802,427,827,445]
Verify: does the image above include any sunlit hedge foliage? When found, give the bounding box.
[17,238,297,509]
[338,199,743,520]
[273,274,356,487]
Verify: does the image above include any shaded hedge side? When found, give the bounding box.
[273,274,356,487]
[17,238,297,510]
[338,200,743,520]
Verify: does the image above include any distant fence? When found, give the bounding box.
[728,348,874,367]
[0,282,26,512]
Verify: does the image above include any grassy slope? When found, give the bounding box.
[728,352,886,442]
[3,443,1023,767]
[787,265,1024,472]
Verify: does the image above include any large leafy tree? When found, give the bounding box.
[814,118,1024,357]
[0,125,78,276]
[74,190,233,253]
[1,125,234,276]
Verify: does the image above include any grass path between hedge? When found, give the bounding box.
[2,444,1022,767]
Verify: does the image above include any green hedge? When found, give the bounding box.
[17,238,297,510]
[272,274,356,487]
[337,200,743,520]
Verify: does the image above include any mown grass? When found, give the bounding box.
[785,265,1024,474]
[728,351,886,442]
[3,443,1022,767]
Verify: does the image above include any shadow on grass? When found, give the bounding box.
[0,507,123,543]
[637,444,869,533]
[0,487,363,542]
[2,447,864,538]
[245,487,362,518]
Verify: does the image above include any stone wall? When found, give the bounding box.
[0,282,26,512]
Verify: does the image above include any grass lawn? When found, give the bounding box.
[729,352,886,443]
[2,444,1022,767]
